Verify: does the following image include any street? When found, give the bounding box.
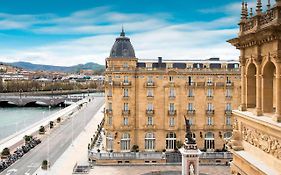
[0,97,104,175]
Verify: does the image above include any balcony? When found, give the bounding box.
[206,110,215,115]
[186,110,196,115]
[143,124,156,129]
[225,110,232,115]
[204,124,216,130]
[225,96,232,100]
[122,110,130,116]
[185,82,196,88]
[206,82,214,87]
[168,110,177,116]
[147,95,154,99]
[206,95,213,100]
[105,109,113,115]
[225,82,234,87]
[120,125,133,131]
[169,96,176,100]
[146,110,155,115]
[107,95,112,100]
[123,96,129,100]
[121,82,132,87]
[187,95,194,100]
[145,82,156,88]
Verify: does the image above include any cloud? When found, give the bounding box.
[0,5,240,66]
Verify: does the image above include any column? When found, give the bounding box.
[255,64,263,116]
[274,64,281,122]
[240,64,247,111]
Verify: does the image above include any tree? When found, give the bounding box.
[1,148,10,156]
[24,135,33,143]
[39,126,45,134]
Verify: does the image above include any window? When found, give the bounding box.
[147,103,153,110]
[147,116,153,125]
[147,76,153,83]
[106,133,113,150]
[147,89,153,97]
[207,103,213,110]
[108,116,112,125]
[224,132,232,139]
[207,116,213,125]
[124,103,129,111]
[145,133,155,150]
[226,88,232,97]
[188,103,194,111]
[207,88,213,97]
[166,133,176,150]
[188,88,194,97]
[169,117,175,126]
[108,89,112,97]
[169,103,175,111]
[226,116,231,125]
[123,89,129,97]
[108,102,112,110]
[169,76,173,82]
[124,76,129,83]
[189,117,193,125]
[123,62,128,68]
[169,88,175,97]
[123,117,129,126]
[188,76,193,85]
[204,132,215,150]
[226,103,232,110]
[121,133,130,151]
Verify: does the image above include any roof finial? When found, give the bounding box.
[256,0,262,15]
[241,1,246,20]
[245,2,249,18]
[250,7,253,17]
[267,0,271,11]
[120,25,125,37]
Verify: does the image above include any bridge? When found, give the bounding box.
[0,95,83,107]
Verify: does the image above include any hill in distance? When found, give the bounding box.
[6,61,105,73]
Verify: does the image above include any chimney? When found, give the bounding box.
[158,57,162,68]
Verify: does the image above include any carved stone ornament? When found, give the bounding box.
[226,118,244,151]
[242,124,281,160]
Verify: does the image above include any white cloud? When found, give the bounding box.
[0,5,241,66]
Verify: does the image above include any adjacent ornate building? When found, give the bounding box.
[104,29,240,153]
[228,0,281,174]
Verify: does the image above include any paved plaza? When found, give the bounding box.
[88,165,231,175]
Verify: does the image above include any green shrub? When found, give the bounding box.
[1,148,10,156]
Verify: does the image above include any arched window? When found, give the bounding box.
[246,63,256,108]
[224,132,232,140]
[106,133,113,151]
[166,132,176,150]
[262,62,276,113]
[145,133,155,150]
[204,132,215,151]
[120,133,130,151]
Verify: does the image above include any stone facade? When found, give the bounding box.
[104,31,240,153]
[227,0,281,174]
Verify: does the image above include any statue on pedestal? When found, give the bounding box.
[184,116,196,144]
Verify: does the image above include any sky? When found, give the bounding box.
[0,0,272,66]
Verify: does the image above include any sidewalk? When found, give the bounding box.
[33,104,104,175]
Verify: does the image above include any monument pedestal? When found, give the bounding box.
[180,144,201,175]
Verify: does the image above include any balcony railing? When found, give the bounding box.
[123,96,129,100]
[223,124,233,130]
[206,82,214,86]
[185,82,196,87]
[225,110,232,115]
[206,95,213,100]
[146,110,154,115]
[169,96,176,100]
[225,95,232,100]
[206,110,215,115]
[145,82,156,87]
[226,82,234,87]
[143,124,156,129]
[168,110,176,116]
[122,110,130,115]
[186,110,196,115]
[147,95,154,99]
[105,109,113,115]
[89,152,165,160]
[121,82,132,87]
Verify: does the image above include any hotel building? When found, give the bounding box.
[104,29,240,152]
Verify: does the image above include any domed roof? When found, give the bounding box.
[109,29,136,58]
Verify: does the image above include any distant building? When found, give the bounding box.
[104,29,240,152]
[227,0,281,174]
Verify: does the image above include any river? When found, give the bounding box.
[0,107,60,140]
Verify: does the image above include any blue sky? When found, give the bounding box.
[0,0,271,65]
